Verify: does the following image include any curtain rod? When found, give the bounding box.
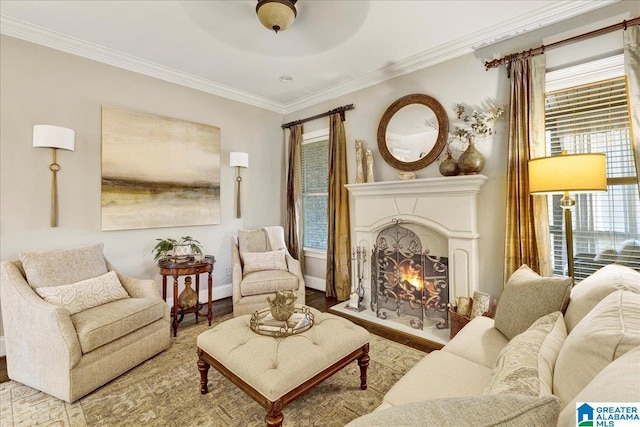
[281,104,355,129]
[484,16,640,70]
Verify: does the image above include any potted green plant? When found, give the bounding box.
[153,236,203,260]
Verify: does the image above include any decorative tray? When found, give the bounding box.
[250,306,314,337]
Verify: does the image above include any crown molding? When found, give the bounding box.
[1,1,618,115]
[0,15,287,114]
[283,1,618,113]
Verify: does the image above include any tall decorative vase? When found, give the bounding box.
[365,148,375,182]
[178,277,198,309]
[355,140,365,183]
[458,137,485,175]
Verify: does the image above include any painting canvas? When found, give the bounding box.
[101,106,220,231]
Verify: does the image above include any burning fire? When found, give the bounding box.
[399,269,422,290]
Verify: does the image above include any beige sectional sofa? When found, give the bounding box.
[0,244,171,403]
[348,264,640,426]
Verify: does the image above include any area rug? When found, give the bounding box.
[0,315,426,427]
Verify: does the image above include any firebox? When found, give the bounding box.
[371,219,449,329]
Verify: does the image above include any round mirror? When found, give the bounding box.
[377,94,449,172]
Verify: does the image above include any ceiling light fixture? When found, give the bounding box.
[256,0,297,34]
[279,75,293,82]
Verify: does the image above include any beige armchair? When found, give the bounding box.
[0,243,170,403]
[231,226,305,316]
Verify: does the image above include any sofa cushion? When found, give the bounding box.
[19,243,108,288]
[442,315,509,369]
[72,297,166,353]
[240,270,298,297]
[494,264,572,340]
[238,229,268,255]
[382,350,493,407]
[242,250,287,274]
[564,264,640,333]
[557,346,640,427]
[35,271,129,315]
[485,311,566,397]
[553,290,640,408]
[347,394,561,427]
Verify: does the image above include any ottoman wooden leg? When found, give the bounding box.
[265,399,284,427]
[358,343,370,390]
[197,349,210,395]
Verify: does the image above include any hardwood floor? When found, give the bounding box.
[0,288,435,384]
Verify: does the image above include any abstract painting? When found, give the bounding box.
[101,106,220,231]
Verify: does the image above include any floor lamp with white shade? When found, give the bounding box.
[528,150,607,278]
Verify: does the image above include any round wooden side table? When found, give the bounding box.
[158,255,215,337]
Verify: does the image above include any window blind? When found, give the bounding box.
[301,138,329,250]
[545,76,640,280]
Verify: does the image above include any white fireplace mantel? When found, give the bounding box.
[346,175,487,304]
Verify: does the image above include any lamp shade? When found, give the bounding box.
[529,152,607,194]
[33,125,75,151]
[229,152,249,168]
[256,0,297,33]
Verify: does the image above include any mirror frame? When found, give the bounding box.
[377,94,449,172]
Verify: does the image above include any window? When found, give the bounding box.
[545,61,639,280]
[301,130,329,251]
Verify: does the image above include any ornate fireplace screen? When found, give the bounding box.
[371,220,449,329]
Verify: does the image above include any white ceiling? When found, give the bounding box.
[0,1,617,113]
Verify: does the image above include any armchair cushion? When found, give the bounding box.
[35,271,129,315]
[240,270,299,297]
[72,297,166,353]
[238,229,268,255]
[19,243,108,288]
[242,250,287,274]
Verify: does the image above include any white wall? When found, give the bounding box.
[288,1,638,300]
[0,36,285,342]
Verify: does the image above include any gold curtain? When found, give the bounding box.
[326,113,351,300]
[286,124,304,267]
[504,55,551,279]
[624,25,640,193]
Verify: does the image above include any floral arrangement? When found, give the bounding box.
[451,103,506,141]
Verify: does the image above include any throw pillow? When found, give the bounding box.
[20,243,108,289]
[493,264,572,340]
[553,290,640,408]
[238,229,268,255]
[564,263,640,333]
[557,346,640,427]
[344,394,561,427]
[619,239,640,267]
[485,311,566,397]
[35,270,129,315]
[242,250,287,274]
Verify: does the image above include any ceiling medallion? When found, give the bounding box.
[256,0,297,34]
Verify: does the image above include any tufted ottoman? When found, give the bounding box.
[197,306,370,427]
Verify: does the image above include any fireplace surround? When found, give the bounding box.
[340,175,487,343]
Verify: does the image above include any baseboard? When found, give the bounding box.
[0,285,233,358]
[304,275,326,292]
